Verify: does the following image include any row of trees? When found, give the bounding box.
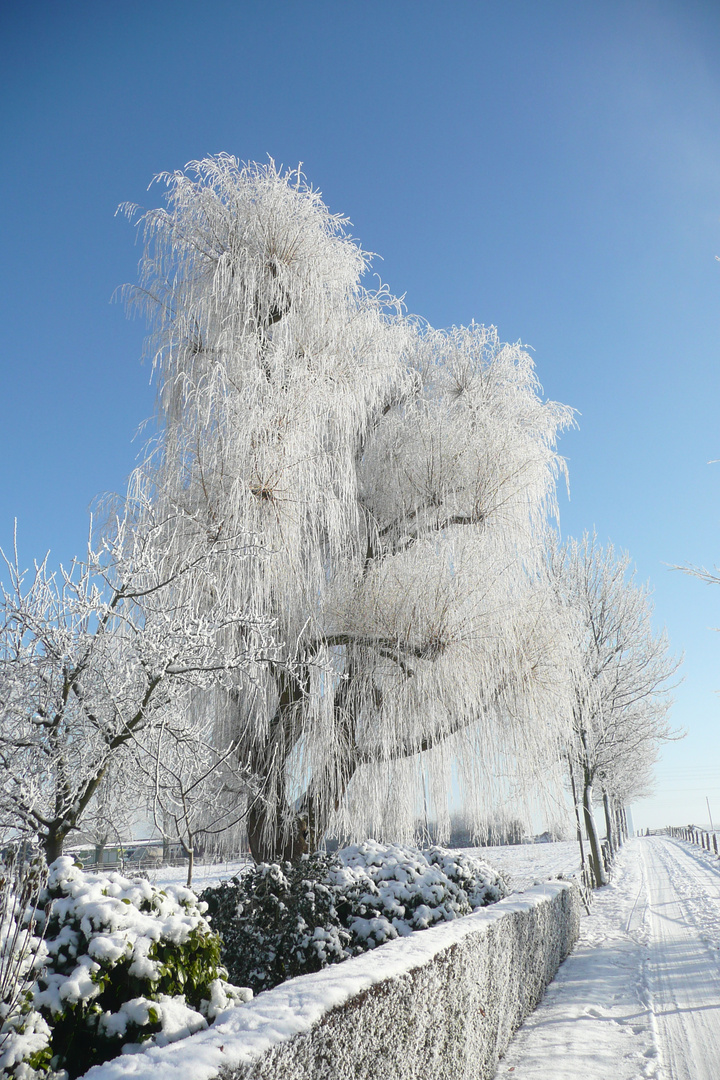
[0,157,678,883]
[552,535,679,885]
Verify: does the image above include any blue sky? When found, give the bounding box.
[2,0,719,830]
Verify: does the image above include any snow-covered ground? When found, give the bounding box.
[86,837,720,1079]
[498,835,720,1080]
[150,859,251,892]
[464,840,581,892]
[149,840,582,894]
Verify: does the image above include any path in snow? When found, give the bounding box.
[641,837,720,1080]
[496,835,720,1080]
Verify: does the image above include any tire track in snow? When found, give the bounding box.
[641,836,720,1080]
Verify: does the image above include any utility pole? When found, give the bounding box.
[707,796,715,834]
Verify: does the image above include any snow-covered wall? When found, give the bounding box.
[82,881,581,1080]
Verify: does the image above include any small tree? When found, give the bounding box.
[552,533,679,885]
[0,505,274,862]
[133,711,255,886]
[121,155,576,862]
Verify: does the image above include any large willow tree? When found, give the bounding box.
[123,155,575,861]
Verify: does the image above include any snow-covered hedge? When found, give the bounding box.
[201,842,508,992]
[10,859,251,1080]
[72,879,582,1080]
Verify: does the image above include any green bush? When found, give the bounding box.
[201,853,359,993]
[27,858,250,1079]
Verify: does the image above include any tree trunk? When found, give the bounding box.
[582,769,607,887]
[615,803,625,845]
[44,826,67,864]
[568,758,586,870]
[246,803,309,863]
[162,811,171,863]
[602,789,614,854]
[186,844,194,889]
[243,668,312,864]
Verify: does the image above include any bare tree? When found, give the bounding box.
[74,760,137,868]
[133,710,254,886]
[552,533,680,885]
[121,155,576,862]
[0,504,274,862]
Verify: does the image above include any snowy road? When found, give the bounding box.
[496,835,720,1080]
[641,837,720,1079]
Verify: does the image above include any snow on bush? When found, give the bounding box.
[201,841,508,993]
[200,854,354,994]
[74,881,580,1080]
[339,841,508,944]
[0,855,52,1079]
[11,858,252,1080]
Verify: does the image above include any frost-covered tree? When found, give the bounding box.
[133,710,252,886]
[551,533,679,885]
[122,155,576,862]
[0,505,273,862]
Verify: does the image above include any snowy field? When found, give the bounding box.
[498,835,720,1080]
[150,858,251,892]
[463,841,581,893]
[149,840,582,894]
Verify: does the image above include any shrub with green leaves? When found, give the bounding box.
[201,841,507,994]
[200,853,357,994]
[27,858,251,1079]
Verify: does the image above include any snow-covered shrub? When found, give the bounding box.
[30,858,251,1079]
[200,854,355,994]
[0,853,51,1080]
[201,842,507,993]
[335,842,507,946]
